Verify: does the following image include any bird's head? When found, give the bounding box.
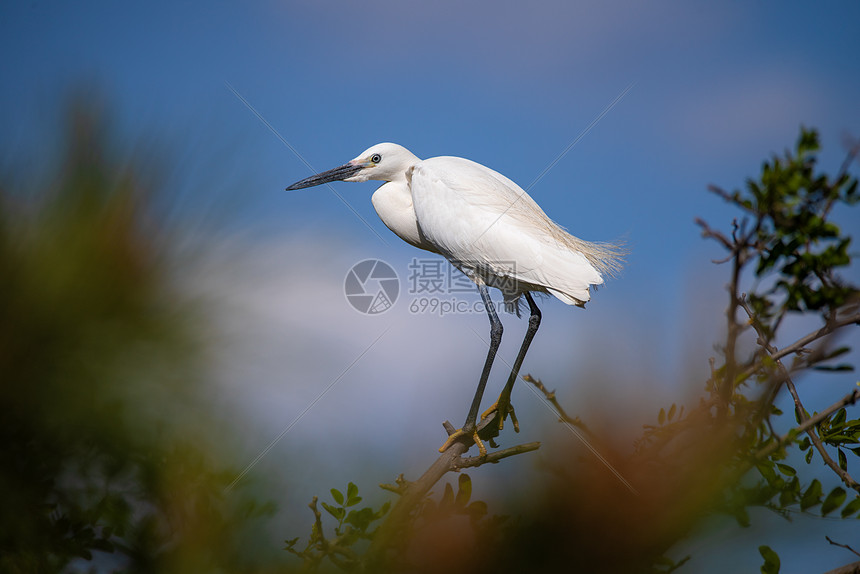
[285,143,419,190]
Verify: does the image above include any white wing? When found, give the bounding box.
[409,156,621,305]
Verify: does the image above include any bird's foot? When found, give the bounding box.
[439,427,487,457]
[480,399,519,433]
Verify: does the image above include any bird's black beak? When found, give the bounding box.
[285,162,363,191]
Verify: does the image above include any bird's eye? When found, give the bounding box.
[370,153,382,164]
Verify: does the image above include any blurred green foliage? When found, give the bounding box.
[284,481,391,570]
[0,98,276,573]
[286,473,508,572]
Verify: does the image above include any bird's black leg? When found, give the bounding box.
[463,283,504,434]
[439,283,502,455]
[484,292,541,431]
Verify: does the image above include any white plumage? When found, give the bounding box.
[358,143,623,309]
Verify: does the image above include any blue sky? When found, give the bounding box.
[3,1,858,294]
[3,1,860,571]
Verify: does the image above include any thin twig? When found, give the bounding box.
[785,376,860,493]
[755,388,860,461]
[697,214,757,416]
[694,217,734,251]
[836,136,860,182]
[453,442,541,470]
[738,297,860,492]
[522,374,593,435]
[821,560,860,574]
[309,496,326,546]
[732,311,860,387]
[721,228,747,414]
[706,185,758,215]
[827,536,860,559]
[523,374,639,495]
[379,474,409,495]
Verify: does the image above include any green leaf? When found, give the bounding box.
[805,448,814,464]
[345,507,374,531]
[374,501,391,520]
[658,408,666,425]
[346,496,362,507]
[455,474,472,507]
[668,404,677,421]
[800,479,822,511]
[779,485,796,507]
[733,506,750,528]
[817,347,851,362]
[759,545,781,574]
[347,482,359,501]
[775,463,796,477]
[797,128,819,155]
[757,461,777,484]
[839,449,848,472]
[322,501,345,522]
[787,476,800,495]
[832,409,847,427]
[821,434,858,443]
[330,488,344,506]
[822,487,847,517]
[841,496,860,518]
[813,364,855,372]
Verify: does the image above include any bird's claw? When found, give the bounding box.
[439,427,487,457]
[480,400,519,433]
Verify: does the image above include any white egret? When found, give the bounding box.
[286,143,623,455]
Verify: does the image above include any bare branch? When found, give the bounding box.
[523,374,639,495]
[824,562,860,574]
[721,234,747,415]
[523,374,593,436]
[706,185,759,215]
[755,388,860,461]
[827,536,860,559]
[379,474,409,496]
[759,312,860,365]
[734,311,860,386]
[822,561,860,574]
[836,135,860,182]
[453,442,541,470]
[309,496,326,546]
[694,217,734,252]
[785,377,860,493]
